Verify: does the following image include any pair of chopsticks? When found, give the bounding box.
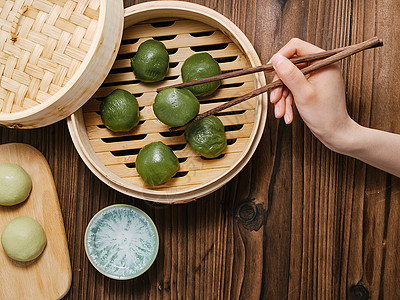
[158,36,383,130]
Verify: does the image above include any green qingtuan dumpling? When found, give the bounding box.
[181,53,221,97]
[0,163,32,206]
[153,88,199,127]
[1,216,47,262]
[135,142,179,186]
[131,39,169,82]
[184,115,227,158]
[100,89,140,132]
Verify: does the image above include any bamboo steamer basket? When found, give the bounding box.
[67,1,267,203]
[0,0,124,128]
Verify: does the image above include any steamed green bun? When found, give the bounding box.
[0,163,32,206]
[1,216,47,262]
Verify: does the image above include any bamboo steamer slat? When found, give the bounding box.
[67,1,267,203]
[0,0,124,128]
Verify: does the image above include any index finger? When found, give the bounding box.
[277,38,325,58]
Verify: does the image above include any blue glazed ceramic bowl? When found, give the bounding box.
[84,204,159,280]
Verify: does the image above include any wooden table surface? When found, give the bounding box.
[1,0,400,299]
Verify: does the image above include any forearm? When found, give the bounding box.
[334,123,400,177]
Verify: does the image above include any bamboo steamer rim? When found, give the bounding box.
[67,1,267,203]
[0,0,124,128]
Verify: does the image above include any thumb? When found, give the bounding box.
[271,53,311,97]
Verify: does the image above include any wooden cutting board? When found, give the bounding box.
[0,143,71,299]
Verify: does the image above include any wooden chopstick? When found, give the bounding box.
[169,36,383,131]
[157,37,383,93]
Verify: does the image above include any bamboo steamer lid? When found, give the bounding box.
[0,0,124,128]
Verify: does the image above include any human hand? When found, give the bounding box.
[269,38,358,152]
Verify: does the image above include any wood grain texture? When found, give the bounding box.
[1,0,400,299]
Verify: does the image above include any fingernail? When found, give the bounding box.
[284,114,290,124]
[271,53,286,68]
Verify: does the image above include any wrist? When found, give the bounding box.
[318,118,364,155]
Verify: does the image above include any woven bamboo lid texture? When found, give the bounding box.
[0,0,124,128]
